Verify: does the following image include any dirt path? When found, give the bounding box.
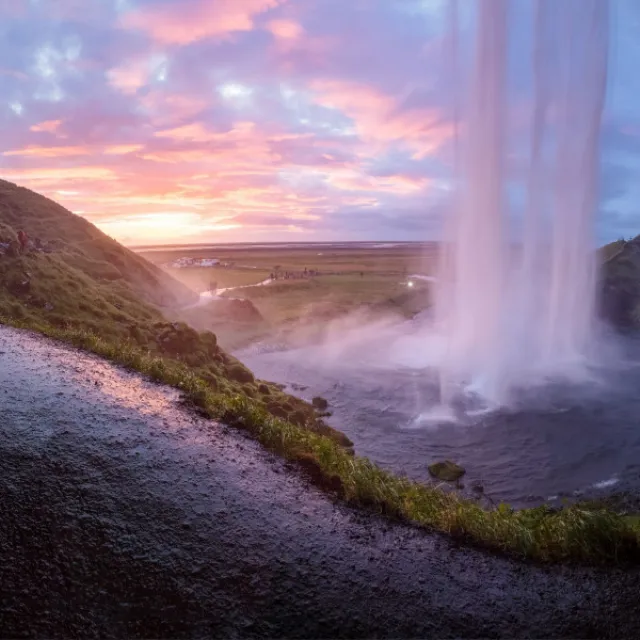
[1,325,639,639]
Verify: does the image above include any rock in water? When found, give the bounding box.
[312,396,329,411]
[428,460,465,482]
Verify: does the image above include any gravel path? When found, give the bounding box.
[1,325,639,639]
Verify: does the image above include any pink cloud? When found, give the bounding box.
[3,145,89,158]
[154,122,221,143]
[138,92,209,127]
[2,167,117,182]
[0,68,28,80]
[30,120,63,134]
[104,144,144,155]
[326,170,429,195]
[107,63,149,95]
[311,80,453,158]
[120,0,285,45]
[267,19,303,40]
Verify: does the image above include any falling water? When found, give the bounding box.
[436,0,610,409]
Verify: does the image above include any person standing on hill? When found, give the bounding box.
[17,230,28,253]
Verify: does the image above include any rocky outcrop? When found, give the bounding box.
[428,460,466,482]
[213,298,263,322]
[181,298,264,327]
[599,236,640,327]
[312,396,329,411]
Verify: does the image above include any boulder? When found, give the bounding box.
[226,363,254,384]
[206,298,263,322]
[428,460,465,482]
[312,396,329,411]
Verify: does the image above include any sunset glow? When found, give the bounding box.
[0,0,639,245]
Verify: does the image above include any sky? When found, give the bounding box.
[0,0,640,246]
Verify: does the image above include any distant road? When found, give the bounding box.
[1,326,639,638]
[179,278,273,310]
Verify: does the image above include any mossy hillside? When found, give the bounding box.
[0,179,195,309]
[0,181,349,446]
[3,316,639,564]
[0,262,347,446]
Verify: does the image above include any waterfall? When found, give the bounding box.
[435,0,610,408]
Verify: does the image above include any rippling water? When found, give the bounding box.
[240,323,640,507]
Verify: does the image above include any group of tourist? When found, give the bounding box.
[269,267,319,281]
[0,230,52,258]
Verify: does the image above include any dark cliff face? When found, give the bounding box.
[599,237,640,328]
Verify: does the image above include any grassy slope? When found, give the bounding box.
[0,180,196,310]
[0,179,349,448]
[1,182,638,563]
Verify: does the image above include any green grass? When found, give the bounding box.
[221,275,430,325]
[149,243,435,349]
[2,179,639,565]
[167,271,431,350]
[0,180,346,446]
[140,243,436,278]
[2,312,639,564]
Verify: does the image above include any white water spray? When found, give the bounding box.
[436,0,610,408]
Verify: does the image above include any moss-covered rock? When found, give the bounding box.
[428,460,465,482]
[226,362,255,384]
[312,421,353,448]
[242,383,256,398]
[154,322,203,356]
[312,396,329,411]
[293,450,344,494]
[267,402,289,420]
[289,408,310,427]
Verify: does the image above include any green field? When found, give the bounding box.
[141,244,437,348]
[139,243,437,282]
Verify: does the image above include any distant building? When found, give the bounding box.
[168,257,220,268]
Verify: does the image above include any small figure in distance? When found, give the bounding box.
[17,229,29,253]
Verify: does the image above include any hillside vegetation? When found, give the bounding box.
[1,179,639,563]
[0,179,350,449]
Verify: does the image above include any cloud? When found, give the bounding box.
[107,63,148,95]
[30,119,63,133]
[3,145,88,157]
[310,80,453,159]
[266,19,303,40]
[0,0,637,244]
[2,166,117,181]
[120,0,285,45]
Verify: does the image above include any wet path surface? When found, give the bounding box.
[1,326,639,639]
